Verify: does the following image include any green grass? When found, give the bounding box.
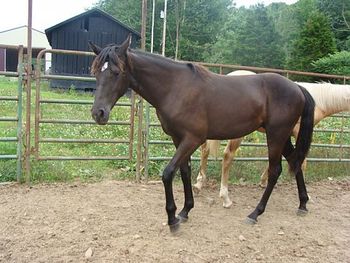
[0,75,349,184]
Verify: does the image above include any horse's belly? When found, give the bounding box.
[206,118,262,140]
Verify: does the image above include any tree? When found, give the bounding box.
[316,0,350,50]
[267,0,317,63]
[207,4,284,68]
[312,51,350,78]
[94,0,141,31]
[176,0,232,61]
[288,11,337,72]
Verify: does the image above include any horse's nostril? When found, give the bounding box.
[98,109,105,118]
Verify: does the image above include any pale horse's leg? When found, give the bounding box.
[193,142,209,194]
[220,138,243,208]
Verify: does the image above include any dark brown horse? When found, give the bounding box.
[89,35,315,232]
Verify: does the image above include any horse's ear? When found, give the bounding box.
[88,41,102,55]
[119,34,132,55]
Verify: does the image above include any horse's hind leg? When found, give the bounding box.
[220,138,243,208]
[178,157,194,222]
[247,132,290,223]
[291,160,309,214]
[193,142,209,194]
[283,138,309,214]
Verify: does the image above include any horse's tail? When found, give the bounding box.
[206,140,221,158]
[292,85,315,170]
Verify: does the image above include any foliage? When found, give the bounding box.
[312,51,350,77]
[94,0,141,31]
[93,0,350,73]
[316,0,350,50]
[206,4,284,68]
[287,11,337,74]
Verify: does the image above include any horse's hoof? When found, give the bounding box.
[245,217,257,225]
[169,219,181,233]
[222,200,233,208]
[177,215,188,223]
[296,208,308,216]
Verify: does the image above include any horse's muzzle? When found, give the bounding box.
[91,107,109,125]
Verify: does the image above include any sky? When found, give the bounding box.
[0,0,298,33]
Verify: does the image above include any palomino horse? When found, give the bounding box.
[89,35,315,231]
[194,70,350,208]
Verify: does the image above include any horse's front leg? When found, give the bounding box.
[162,136,201,232]
[193,142,209,194]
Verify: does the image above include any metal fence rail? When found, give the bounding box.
[0,46,24,181]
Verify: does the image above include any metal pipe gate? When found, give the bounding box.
[34,49,136,162]
[0,45,24,181]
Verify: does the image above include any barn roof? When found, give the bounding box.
[0,25,51,49]
[45,8,141,45]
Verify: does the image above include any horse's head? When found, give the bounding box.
[89,35,131,125]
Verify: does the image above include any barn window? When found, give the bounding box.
[81,18,89,32]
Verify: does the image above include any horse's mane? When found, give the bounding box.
[297,82,350,114]
[132,49,210,78]
[91,44,209,79]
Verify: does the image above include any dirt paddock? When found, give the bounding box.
[0,178,349,262]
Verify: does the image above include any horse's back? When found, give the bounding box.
[205,73,305,139]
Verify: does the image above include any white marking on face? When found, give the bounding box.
[101,62,108,72]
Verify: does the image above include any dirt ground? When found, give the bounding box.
[0,178,349,263]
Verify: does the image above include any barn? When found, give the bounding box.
[45,8,141,90]
[0,26,50,72]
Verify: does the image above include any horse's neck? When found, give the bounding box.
[127,52,174,108]
[302,83,350,117]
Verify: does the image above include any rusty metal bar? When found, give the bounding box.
[196,62,350,80]
[16,45,24,181]
[41,74,95,81]
[37,156,130,161]
[136,97,143,182]
[0,71,18,77]
[39,138,129,143]
[39,119,130,125]
[148,156,350,162]
[25,0,33,183]
[0,155,17,160]
[0,117,18,122]
[128,91,136,160]
[0,96,18,101]
[39,99,131,106]
[0,137,18,142]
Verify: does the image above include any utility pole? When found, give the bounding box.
[151,0,155,53]
[161,0,168,56]
[25,0,33,183]
[136,0,147,182]
[141,0,147,50]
